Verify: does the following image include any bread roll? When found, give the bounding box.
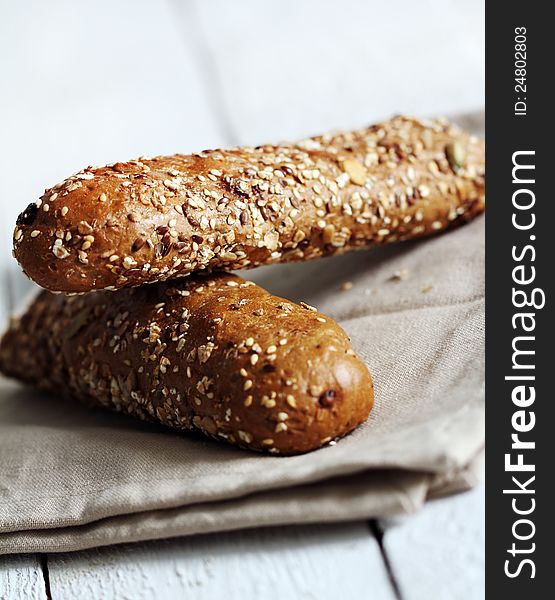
[0,273,373,454]
[13,116,484,293]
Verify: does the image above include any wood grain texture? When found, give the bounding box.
[47,523,396,600]
[380,485,485,600]
[0,555,46,600]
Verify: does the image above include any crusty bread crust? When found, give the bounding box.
[0,273,374,454]
[13,116,484,293]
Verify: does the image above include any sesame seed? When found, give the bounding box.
[419,185,430,198]
[238,431,252,443]
[275,423,288,433]
[266,345,277,354]
[243,379,253,391]
[164,179,179,191]
[78,221,93,235]
[52,243,69,259]
[30,230,40,238]
[286,395,297,408]
[244,395,253,407]
[293,230,305,243]
[322,224,335,244]
[342,158,367,185]
[300,302,317,312]
[250,354,259,366]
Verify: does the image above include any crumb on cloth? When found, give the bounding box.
[340,281,353,291]
[388,268,410,282]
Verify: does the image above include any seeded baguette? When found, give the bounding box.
[0,273,373,454]
[13,115,484,293]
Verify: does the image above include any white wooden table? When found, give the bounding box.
[0,1,484,598]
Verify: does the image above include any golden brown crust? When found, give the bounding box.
[0,273,373,454]
[13,116,484,293]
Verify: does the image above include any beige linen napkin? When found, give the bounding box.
[0,115,485,555]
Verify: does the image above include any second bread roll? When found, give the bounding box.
[0,273,373,454]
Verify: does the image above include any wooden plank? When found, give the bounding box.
[192,0,485,145]
[47,522,396,600]
[0,555,47,600]
[379,486,484,600]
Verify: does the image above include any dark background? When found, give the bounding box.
[486,0,552,596]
